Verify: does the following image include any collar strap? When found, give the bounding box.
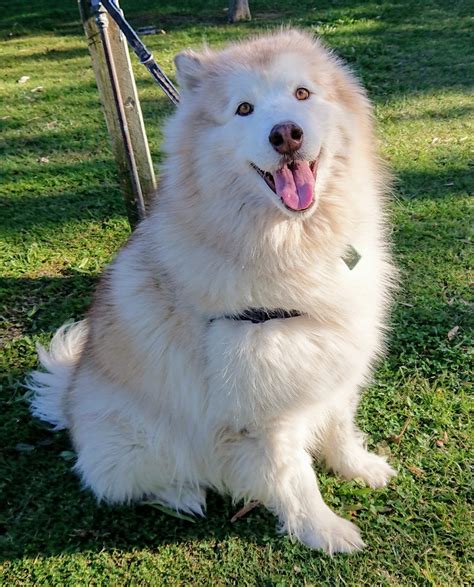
[211,308,302,324]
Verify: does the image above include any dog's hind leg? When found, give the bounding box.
[73,414,207,514]
[216,424,365,554]
[319,407,396,489]
[67,366,207,513]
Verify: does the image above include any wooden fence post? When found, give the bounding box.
[78,0,156,227]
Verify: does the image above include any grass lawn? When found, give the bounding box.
[0,0,472,584]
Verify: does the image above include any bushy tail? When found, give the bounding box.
[27,320,88,430]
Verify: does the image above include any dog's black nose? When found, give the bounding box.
[269,122,303,155]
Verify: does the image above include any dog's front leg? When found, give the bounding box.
[320,408,396,489]
[217,427,365,554]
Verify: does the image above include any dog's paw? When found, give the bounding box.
[338,451,396,488]
[300,512,365,554]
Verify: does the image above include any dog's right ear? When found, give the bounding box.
[174,50,207,92]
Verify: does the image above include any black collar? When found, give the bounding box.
[211,308,302,324]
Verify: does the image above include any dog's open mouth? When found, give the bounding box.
[251,159,318,211]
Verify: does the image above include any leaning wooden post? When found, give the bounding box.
[78,0,156,227]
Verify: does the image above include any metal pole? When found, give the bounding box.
[96,6,146,222]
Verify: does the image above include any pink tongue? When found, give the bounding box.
[274,161,315,211]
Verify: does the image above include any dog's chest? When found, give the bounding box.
[204,314,360,426]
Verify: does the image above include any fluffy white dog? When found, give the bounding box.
[28,30,396,554]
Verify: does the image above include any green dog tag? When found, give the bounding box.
[342,245,361,270]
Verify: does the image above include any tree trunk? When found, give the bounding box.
[228,0,251,23]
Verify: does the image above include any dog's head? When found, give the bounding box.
[169,30,370,220]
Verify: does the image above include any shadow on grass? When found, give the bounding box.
[1,274,97,340]
[1,437,279,561]
[395,166,472,201]
[384,104,474,122]
[0,183,126,234]
[4,46,90,63]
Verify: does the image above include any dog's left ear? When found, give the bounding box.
[174,50,207,92]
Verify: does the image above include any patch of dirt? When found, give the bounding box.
[0,321,25,346]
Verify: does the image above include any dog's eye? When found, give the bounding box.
[295,87,310,101]
[236,102,254,116]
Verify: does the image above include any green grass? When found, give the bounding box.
[0,0,472,584]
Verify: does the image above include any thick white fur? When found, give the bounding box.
[28,31,396,554]
[28,322,87,430]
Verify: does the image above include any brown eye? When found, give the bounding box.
[295,87,310,101]
[236,102,254,116]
